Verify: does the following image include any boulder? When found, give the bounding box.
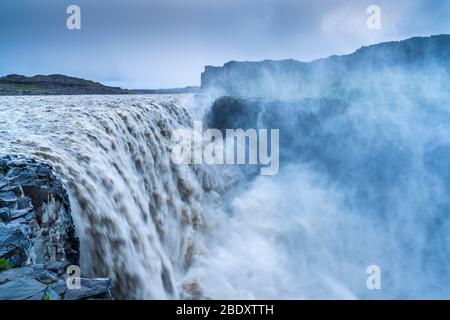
[0,277,47,300]
[64,278,113,300]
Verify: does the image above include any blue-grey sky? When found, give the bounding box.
[0,0,449,88]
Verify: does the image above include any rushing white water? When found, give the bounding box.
[1,92,449,299]
[0,94,233,299]
[190,93,450,300]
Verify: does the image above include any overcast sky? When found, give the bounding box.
[0,0,449,88]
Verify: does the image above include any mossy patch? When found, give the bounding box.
[42,292,51,301]
[0,258,12,271]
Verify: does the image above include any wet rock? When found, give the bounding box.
[10,208,32,220]
[0,224,31,268]
[5,167,22,179]
[24,212,35,222]
[0,265,57,300]
[21,185,51,215]
[0,155,112,300]
[0,207,11,223]
[0,191,16,201]
[0,266,35,282]
[0,191,16,208]
[8,159,28,168]
[33,266,59,284]
[0,277,47,300]
[0,180,7,189]
[0,156,80,266]
[12,218,27,224]
[0,185,21,197]
[37,166,51,178]
[16,196,32,210]
[0,266,46,299]
[46,261,69,275]
[64,278,113,300]
[49,279,67,296]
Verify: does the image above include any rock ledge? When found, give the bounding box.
[0,155,112,300]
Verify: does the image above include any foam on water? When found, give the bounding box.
[0,94,230,299]
[1,92,450,299]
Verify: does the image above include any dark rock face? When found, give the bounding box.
[0,224,31,268]
[0,269,48,300]
[0,156,79,266]
[63,278,113,300]
[200,34,450,99]
[0,265,112,300]
[0,74,128,96]
[206,96,263,131]
[0,156,112,300]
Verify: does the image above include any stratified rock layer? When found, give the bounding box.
[0,155,112,300]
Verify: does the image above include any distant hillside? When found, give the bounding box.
[0,74,128,96]
[129,86,200,94]
[200,34,450,99]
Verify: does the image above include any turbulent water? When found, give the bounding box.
[0,95,232,299]
[1,92,450,299]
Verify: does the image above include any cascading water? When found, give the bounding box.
[1,89,450,299]
[0,94,231,299]
[189,93,450,300]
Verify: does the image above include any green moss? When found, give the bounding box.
[0,258,12,271]
[42,292,51,301]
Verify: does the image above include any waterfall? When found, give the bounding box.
[0,94,230,299]
[2,91,450,299]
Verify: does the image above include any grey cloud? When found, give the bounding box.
[0,0,449,88]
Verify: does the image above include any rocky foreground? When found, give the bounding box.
[0,156,112,300]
